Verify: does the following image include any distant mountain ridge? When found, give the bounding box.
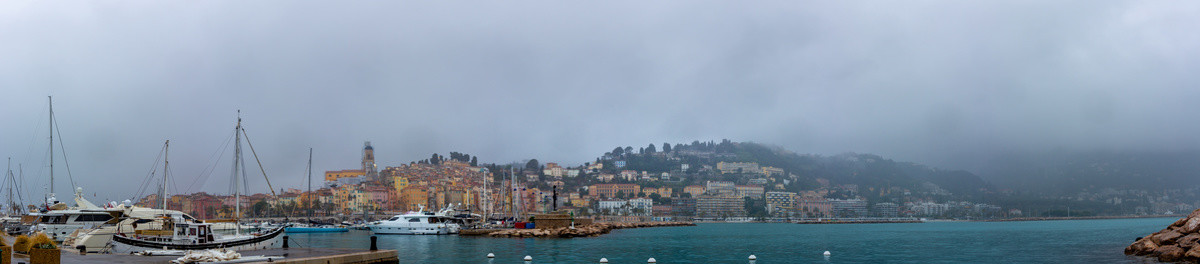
[722,142,994,198]
[613,141,995,199]
[971,151,1200,194]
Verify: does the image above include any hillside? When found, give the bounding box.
[606,140,995,200]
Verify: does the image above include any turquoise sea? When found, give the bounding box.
[284,217,1174,263]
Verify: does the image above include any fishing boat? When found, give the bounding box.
[284,148,348,234]
[107,113,285,253]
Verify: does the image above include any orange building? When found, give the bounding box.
[590,184,641,198]
[325,169,365,182]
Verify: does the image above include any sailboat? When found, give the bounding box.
[1,159,29,235]
[285,148,347,233]
[26,96,121,241]
[106,113,285,253]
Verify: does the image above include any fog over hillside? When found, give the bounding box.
[2,1,1198,202]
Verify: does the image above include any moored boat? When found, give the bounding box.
[369,206,461,235]
[108,214,284,253]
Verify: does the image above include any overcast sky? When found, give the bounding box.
[2,1,1199,204]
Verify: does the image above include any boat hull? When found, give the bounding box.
[369,225,458,235]
[107,227,284,254]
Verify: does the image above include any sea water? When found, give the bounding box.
[285,217,1174,263]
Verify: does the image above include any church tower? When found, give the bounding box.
[362,141,377,180]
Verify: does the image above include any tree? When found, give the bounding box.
[649,193,662,203]
[470,156,478,166]
[646,143,657,153]
[613,147,625,156]
[662,143,671,153]
[252,201,269,217]
[526,159,540,171]
[430,153,441,165]
[624,146,633,154]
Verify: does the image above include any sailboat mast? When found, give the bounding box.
[48,96,54,198]
[307,147,312,220]
[162,140,169,213]
[6,158,11,215]
[233,113,242,236]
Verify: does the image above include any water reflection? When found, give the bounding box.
[283,219,1176,263]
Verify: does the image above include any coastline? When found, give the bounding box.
[978,214,1183,222]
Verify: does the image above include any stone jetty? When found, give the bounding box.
[1126,209,1200,262]
[470,222,695,238]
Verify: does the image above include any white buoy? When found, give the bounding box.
[647,257,657,263]
[487,253,495,258]
[749,255,757,260]
[600,258,609,263]
[823,251,832,256]
[525,256,533,261]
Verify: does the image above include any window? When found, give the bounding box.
[78,214,113,222]
[389,217,400,221]
[408,218,420,222]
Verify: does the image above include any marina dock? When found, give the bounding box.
[14,248,398,264]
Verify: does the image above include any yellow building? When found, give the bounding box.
[325,169,365,182]
[400,187,429,211]
[392,177,409,192]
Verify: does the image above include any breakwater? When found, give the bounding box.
[1126,210,1200,262]
[463,222,695,238]
[794,218,923,224]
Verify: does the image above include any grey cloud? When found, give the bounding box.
[2,1,1199,202]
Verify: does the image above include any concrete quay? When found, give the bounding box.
[14,248,398,264]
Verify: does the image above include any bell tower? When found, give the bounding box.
[362,141,377,180]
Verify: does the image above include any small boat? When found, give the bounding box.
[284,223,348,233]
[283,149,348,234]
[369,205,461,235]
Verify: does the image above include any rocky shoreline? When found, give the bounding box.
[464,222,695,238]
[1125,209,1200,262]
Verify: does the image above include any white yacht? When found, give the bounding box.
[32,188,125,242]
[369,206,461,235]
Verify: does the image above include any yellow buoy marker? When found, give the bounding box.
[648,257,657,263]
[524,256,533,261]
[749,255,757,260]
[487,253,495,258]
[600,258,609,263]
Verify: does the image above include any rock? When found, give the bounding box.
[1187,246,1200,260]
[1182,218,1200,234]
[1174,217,1190,228]
[1153,230,1184,245]
[1180,234,1200,249]
[1157,245,1185,262]
[1127,238,1160,256]
[1189,209,1200,219]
